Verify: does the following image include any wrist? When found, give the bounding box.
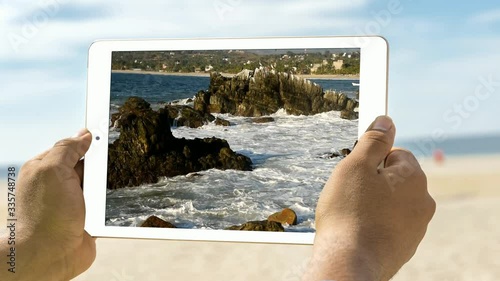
[1,227,68,281]
[303,230,383,281]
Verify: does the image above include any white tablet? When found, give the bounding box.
[84,36,388,244]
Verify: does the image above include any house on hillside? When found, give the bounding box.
[310,63,322,73]
[333,60,344,70]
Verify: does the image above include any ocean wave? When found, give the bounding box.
[106,107,357,231]
[168,97,195,106]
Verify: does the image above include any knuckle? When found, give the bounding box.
[410,165,427,180]
[413,166,427,187]
[36,162,58,176]
[363,130,392,147]
[420,169,428,184]
[54,138,75,148]
[399,154,425,183]
[427,195,437,219]
[395,148,413,159]
[38,161,71,182]
[19,161,37,179]
[20,160,35,172]
[54,138,85,160]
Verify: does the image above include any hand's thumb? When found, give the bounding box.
[43,129,93,168]
[349,116,396,169]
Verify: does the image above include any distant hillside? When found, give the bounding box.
[111,49,360,75]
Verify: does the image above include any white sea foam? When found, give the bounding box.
[168,97,195,106]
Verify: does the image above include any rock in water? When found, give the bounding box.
[321,148,352,159]
[268,208,298,225]
[107,97,252,189]
[164,105,230,128]
[251,117,275,123]
[113,99,229,129]
[164,105,215,128]
[340,109,359,120]
[140,216,176,228]
[340,148,352,156]
[225,220,285,232]
[214,117,231,126]
[193,69,359,119]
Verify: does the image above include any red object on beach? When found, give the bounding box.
[433,149,445,164]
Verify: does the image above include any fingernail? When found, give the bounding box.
[372,116,393,132]
[73,128,89,138]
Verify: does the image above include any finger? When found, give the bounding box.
[384,148,420,170]
[43,129,93,169]
[31,128,92,161]
[76,159,85,186]
[348,115,396,169]
[382,148,425,187]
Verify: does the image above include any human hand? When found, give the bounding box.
[303,116,436,281]
[1,129,96,281]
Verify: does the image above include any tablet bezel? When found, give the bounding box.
[84,36,388,245]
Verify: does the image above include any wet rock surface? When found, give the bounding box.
[193,69,359,119]
[140,216,176,228]
[268,208,298,225]
[225,220,285,232]
[107,97,252,190]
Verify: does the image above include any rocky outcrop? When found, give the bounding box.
[111,97,151,128]
[165,105,230,128]
[107,97,252,190]
[251,117,275,123]
[140,216,176,228]
[330,148,352,158]
[225,208,298,231]
[193,69,359,119]
[113,101,230,129]
[340,148,352,156]
[319,141,358,159]
[225,220,284,232]
[214,117,231,126]
[341,109,359,120]
[268,208,297,225]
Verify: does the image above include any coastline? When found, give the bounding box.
[111,70,360,80]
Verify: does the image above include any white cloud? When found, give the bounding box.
[0,0,370,105]
[469,9,500,24]
[0,0,371,63]
[0,0,370,62]
[261,0,370,14]
[2,0,500,149]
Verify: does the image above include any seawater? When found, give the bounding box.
[106,73,359,232]
[397,134,500,158]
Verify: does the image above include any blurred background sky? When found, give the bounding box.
[1,0,499,165]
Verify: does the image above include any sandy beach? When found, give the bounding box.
[1,154,499,280]
[112,69,359,80]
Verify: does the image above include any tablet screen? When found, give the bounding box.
[105,48,359,233]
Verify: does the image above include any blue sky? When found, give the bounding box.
[1,0,500,165]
